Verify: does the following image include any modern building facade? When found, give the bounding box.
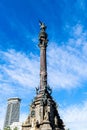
[4,98,21,128]
[22,22,65,130]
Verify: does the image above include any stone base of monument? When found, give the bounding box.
[40,120,52,130]
[55,128,61,130]
[22,125,31,130]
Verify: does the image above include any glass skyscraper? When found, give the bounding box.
[4,98,21,128]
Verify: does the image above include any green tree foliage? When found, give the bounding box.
[14,127,18,130]
[4,126,11,130]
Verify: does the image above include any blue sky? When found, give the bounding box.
[0,0,87,130]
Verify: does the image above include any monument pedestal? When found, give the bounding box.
[40,120,52,130]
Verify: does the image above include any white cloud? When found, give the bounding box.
[60,101,87,130]
[0,49,39,89]
[47,44,87,89]
[47,24,87,89]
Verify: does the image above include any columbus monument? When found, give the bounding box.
[22,22,65,130]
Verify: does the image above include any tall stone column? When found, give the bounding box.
[38,22,48,91]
